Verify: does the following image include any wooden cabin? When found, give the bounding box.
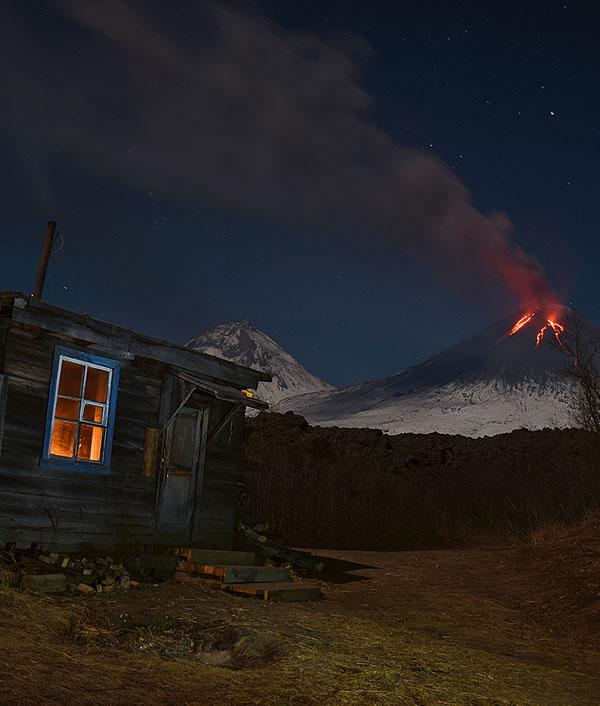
[0,292,270,551]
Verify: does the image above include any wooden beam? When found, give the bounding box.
[131,340,264,388]
[32,221,57,301]
[181,564,291,583]
[185,549,255,565]
[161,385,196,432]
[206,403,243,447]
[220,582,322,602]
[191,406,210,543]
[11,306,266,388]
[175,369,269,410]
[11,306,130,350]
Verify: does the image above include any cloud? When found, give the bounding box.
[1,1,555,310]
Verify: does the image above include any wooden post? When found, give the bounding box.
[32,220,57,300]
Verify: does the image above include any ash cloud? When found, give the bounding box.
[1,1,554,310]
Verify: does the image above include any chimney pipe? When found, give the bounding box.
[32,220,57,301]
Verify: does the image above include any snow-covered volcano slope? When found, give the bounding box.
[187,320,334,406]
[276,311,579,437]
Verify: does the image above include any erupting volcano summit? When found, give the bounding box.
[277,310,581,437]
[507,309,567,349]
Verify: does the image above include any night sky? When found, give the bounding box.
[1,1,598,387]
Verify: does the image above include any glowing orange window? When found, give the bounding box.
[49,357,112,463]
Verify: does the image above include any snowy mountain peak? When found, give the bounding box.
[186,321,335,406]
[276,311,589,437]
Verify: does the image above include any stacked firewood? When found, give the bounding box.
[0,542,140,594]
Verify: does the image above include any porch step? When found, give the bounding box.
[221,581,322,603]
[186,549,256,566]
[179,563,290,584]
[139,546,256,567]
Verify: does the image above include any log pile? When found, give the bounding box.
[0,542,140,594]
[239,522,325,573]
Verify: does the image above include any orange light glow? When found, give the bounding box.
[507,313,534,336]
[548,319,565,335]
[537,318,566,349]
[508,312,566,349]
[50,420,77,457]
[77,425,104,462]
[535,324,548,346]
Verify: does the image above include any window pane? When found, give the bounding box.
[77,424,104,462]
[50,420,77,458]
[58,361,84,397]
[55,396,80,420]
[82,403,104,424]
[85,367,110,403]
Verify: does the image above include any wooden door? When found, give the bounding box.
[157,406,207,539]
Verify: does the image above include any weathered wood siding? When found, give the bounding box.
[0,313,249,552]
[0,308,8,457]
[0,312,8,368]
[0,318,163,550]
[197,401,246,548]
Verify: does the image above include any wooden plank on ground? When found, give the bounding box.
[187,549,255,566]
[221,582,321,603]
[178,563,289,584]
[174,571,220,588]
[222,566,290,584]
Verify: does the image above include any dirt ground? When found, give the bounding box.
[1,544,598,706]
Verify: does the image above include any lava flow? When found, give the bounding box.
[507,312,566,348]
[508,313,534,336]
[535,318,565,347]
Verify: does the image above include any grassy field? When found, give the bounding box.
[1,523,598,705]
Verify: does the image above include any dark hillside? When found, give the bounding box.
[241,412,600,549]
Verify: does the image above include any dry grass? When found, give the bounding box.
[516,511,600,639]
[0,572,85,641]
[527,521,571,546]
[0,547,599,705]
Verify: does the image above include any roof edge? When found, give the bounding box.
[2,291,272,383]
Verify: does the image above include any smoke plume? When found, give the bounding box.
[1,1,556,311]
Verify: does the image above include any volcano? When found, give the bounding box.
[186,320,335,407]
[276,310,581,437]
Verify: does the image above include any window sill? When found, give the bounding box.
[39,456,112,475]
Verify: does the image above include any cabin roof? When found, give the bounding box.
[0,291,272,389]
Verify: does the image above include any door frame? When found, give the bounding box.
[156,398,210,540]
[190,403,210,542]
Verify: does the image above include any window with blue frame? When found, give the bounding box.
[43,349,121,471]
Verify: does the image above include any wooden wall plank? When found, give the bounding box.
[0,315,11,372]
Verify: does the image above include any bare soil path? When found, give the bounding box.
[315,546,599,704]
[1,545,598,705]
